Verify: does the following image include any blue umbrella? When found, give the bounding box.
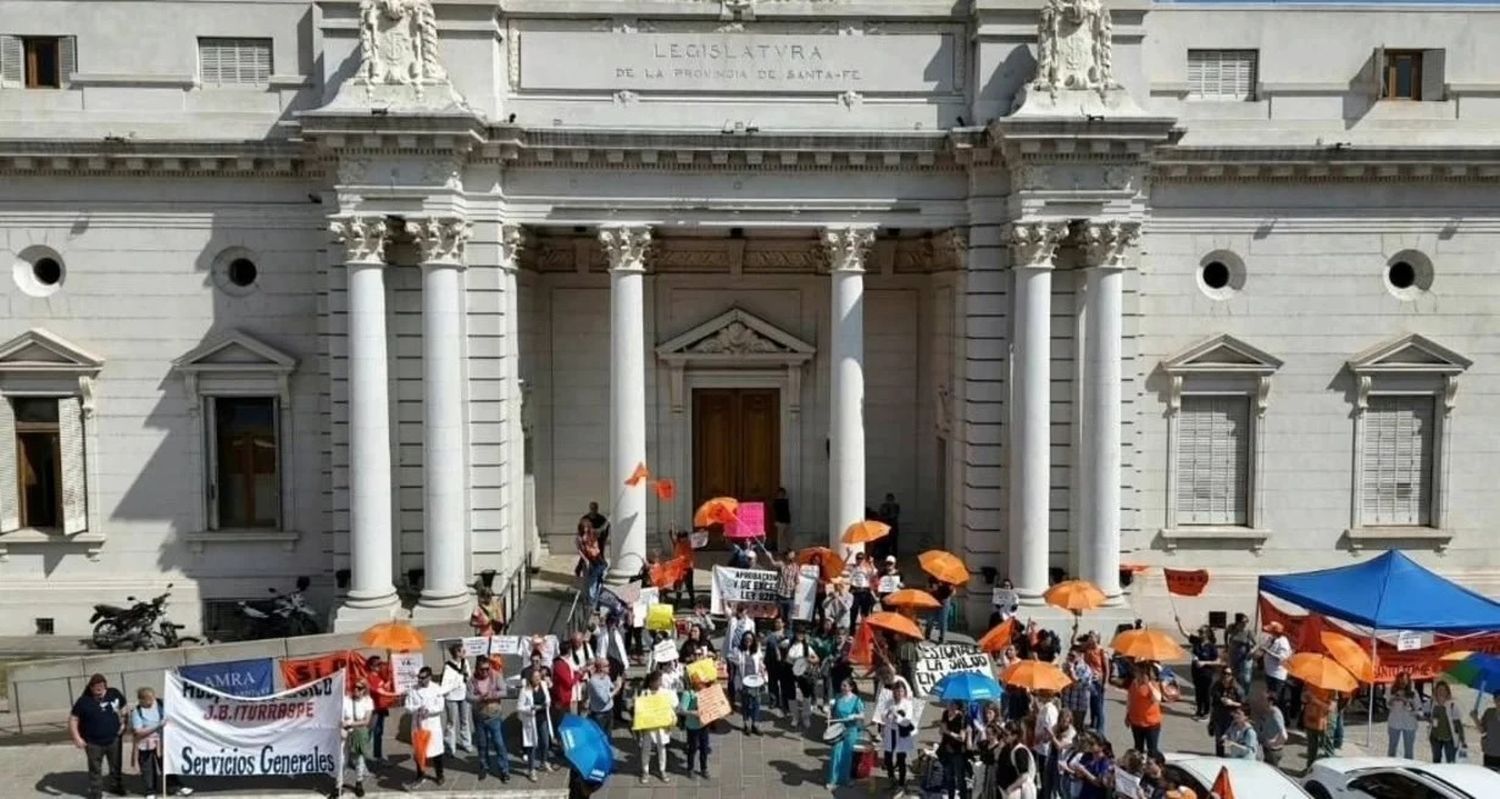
[933,671,1004,703]
[558,714,614,783]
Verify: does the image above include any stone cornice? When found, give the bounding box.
[1154,146,1500,182]
[0,140,312,178]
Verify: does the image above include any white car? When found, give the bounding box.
[1160,752,1313,798]
[1304,757,1500,799]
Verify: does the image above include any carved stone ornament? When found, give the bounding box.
[1003,221,1068,268]
[1031,0,1119,97]
[598,225,653,270]
[330,216,390,263]
[689,322,784,355]
[407,217,472,265]
[1078,220,1141,268]
[931,228,969,271]
[498,224,525,271]
[821,225,876,272]
[358,0,447,85]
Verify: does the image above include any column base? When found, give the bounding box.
[332,593,405,632]
[411,589,473,623]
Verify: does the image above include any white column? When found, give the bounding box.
[499,225,534,573]
[599,225,652,581]
[823,225,876,549]
[332,216,400,626]
[411,217,474,617]
[1005,221,1067,605]
[1079,221,1139,602]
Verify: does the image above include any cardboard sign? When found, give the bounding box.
[164,670,342,777]
[878,575,901,594]
[1164,568,1210,597]
[653,638,680,663]
[1114,769,1143,799]
[695,683,731,725]
[536,635,559,663]
[690,531,709,549]
[492,635,521,656]
[632,692,676,731]
[686,658,718,686]
[647,603,676,632]
[727,502,765,538]
[460,636,493,658]
[912,642,993,697]
[391,651,425,693]
[991,587,1018,610]
[1397,630,1423,652]
[793,565,820,622]
[710,566,782,617]
[279,651,368,696]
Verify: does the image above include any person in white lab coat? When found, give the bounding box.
[878,681,918,795]
[403,667,448,789]
[516,666,555,781]
[440,644,473,753]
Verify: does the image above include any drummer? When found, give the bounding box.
[733,631,768,736]
[826,678,867,791]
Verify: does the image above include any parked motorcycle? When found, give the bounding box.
[237,576,321,640]
[89,584,200,650]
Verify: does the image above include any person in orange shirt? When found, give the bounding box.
[1125,662,1164,755]
[671,528,696,604]
[363,655,398,765]
[1080,633,1110,732]
[1303,686,1334,766]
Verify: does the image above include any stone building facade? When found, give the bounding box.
[1,0,1498,635]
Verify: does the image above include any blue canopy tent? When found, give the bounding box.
[1258,550,1500,633]
[1257,550,1500,743]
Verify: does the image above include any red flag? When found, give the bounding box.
[625,462,650,487]
[653,478,677,501]
[1211,765,1236,799]
[1297,612,1326,655]
[1163,568,1210,597]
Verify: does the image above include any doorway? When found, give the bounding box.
[692,388,780,548]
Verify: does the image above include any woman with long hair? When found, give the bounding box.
[736,631,767,735]
[880,681,918,795]
[1387,671,1420,759]
[827,679,866,791]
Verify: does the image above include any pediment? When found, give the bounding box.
[173,331,297,374]
[1162,334,1282,376]
[657,308,815,363]
[1348,333,1471,375]
[0,328,104,373]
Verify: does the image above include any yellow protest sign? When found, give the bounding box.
[632,692,676,731]
[696,683,730,725]
[646,603,675,632]
[686,658,718,685]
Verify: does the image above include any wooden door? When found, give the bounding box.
[692,388,781,547]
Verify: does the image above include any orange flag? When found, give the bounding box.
[654,478,677,501]
[1163,568,1210,597]
[412,728,431,772]
[849,620,875,666]
[625,462,650,487]
[1211,765,1236,799]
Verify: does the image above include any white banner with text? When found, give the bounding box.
[164,670,343,778]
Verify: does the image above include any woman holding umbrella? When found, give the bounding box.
[826,678,867,791]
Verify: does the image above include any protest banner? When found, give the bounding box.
[178,658,274,698]
[164,669,342,778]
[391,652,424,693]
[710,566,781,617]
[1164,568,1210,597]
[459,636,493,658]
[279,651,367,695]
[878,575,901,594]
[991,586,1018,610]
[696,683,730,724]
[492,635,521,656]
[632,692,676,731]
[1397,630,1423,652]
[652,638,679,663]
[792,564,819,622]
[686,658,718,685]
[726,502,765,538]
[647,603,676,632]
[912,642,994,697]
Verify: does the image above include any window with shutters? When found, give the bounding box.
[198,37,272,86]
[1187,50,1257,101]
[1176,396,1250,526]
[0,35,75,89]
[1361,396,1433,526]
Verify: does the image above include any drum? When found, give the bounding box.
[792,658,810,677]
[822,721,847,743]
[742,673,767,689]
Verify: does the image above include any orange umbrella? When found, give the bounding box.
[1044,580,1108,612]
[1286,652,1359,693]
[1320,631,1376,683]
[864,611,923,639]
[882,589,942,611]
[797,547,846,581]
[360,621,427,652]
[693,496,739,527]
[1000,659,1073,693]
[978,619,1017,654]
[842,520,891,545]
[1111,628,1186,663]
[918,550,970,585]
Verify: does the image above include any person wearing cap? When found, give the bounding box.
[875,555,903,604]
[69,673,128,799]
[1253,621,1294,716]
[341,678,375,796]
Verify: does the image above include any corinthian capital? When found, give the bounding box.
[1003,220,1068,269]
[598,224,653,272]
[407,217,473,266]
[330,215,390,263]
[498,224,525,271]
[821,225,877,273]
[1079,220,1142,269]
